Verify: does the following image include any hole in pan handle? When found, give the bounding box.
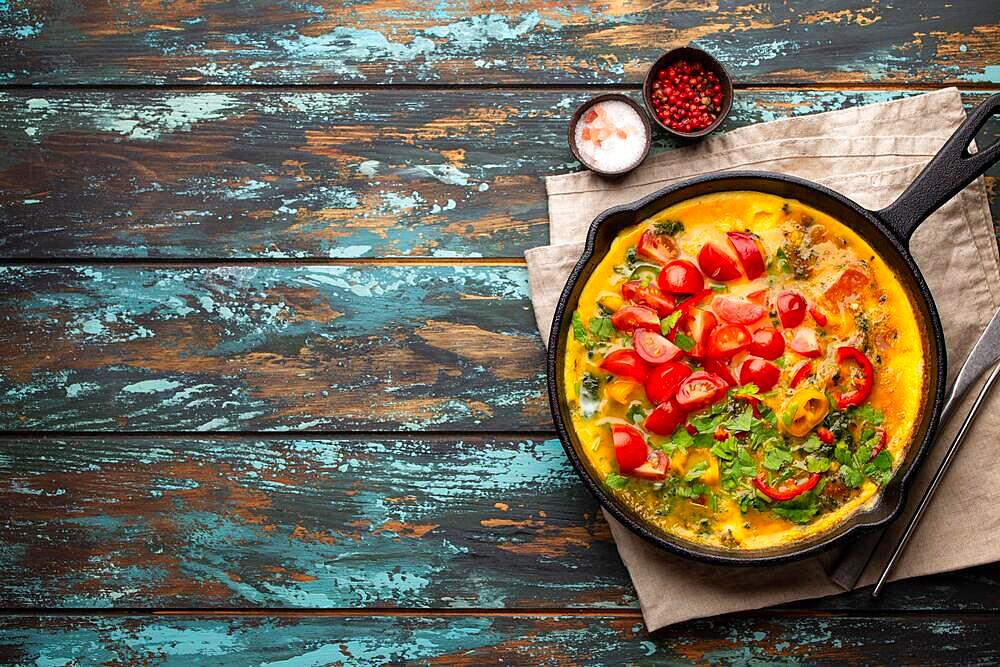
[876,93,1000,245]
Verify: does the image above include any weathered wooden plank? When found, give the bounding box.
[0,436,630,609]
[0,265,547,432]
[2,436,998,610]
[2,613,999,665]
[2,89,998,259]
[2,1,998,85]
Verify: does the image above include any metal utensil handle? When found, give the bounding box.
[940,307,1000,424]
[829,306,1000,590]
[872,361,1000,597]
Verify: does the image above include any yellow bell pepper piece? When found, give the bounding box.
[782,387,830,437]
[606,379,639,405]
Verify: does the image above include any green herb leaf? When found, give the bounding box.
[653,220,684,236]
[806,456,831,473]
[801,433,823,453]
[850,404,885,426]
[605,473,629,489]
[674,332,696,352]
[626,403,646,425]
[833,441,852,466]
[725,406,755,433]
[589,315,613,341]
[710,283,728,293]
[781,402,799,427]
[660,311,682,335]
[684,460,710,481]
[840,465,865,488]
[773,356,788,369]
[572,311,590,346]
[763,446,793,471]
[772,504,819,524]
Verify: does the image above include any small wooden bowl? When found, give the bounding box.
[642,46,733,139]
[567,94,652,177]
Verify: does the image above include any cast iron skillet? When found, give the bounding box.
[548,94,1000,565]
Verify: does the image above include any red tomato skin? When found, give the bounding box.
[644,399,687,436]
[622,282,676,317]
[612,424,648,472]
[675,371,728,410]
[706,324,751,360]
[632,450,670,480]
[636,228,679,265]
[610,305,660,333]
[600,349,651,383]
[776,290,807,328]
[634,330,682,365]
[789,327,822,358]
[620,280,643,301]
[809,305,828,327]
[726,232,766,280]
[738,358,781,392]
[704,358,737,387]
[711,296,766,325]
[676,308,717,359]
[657,260,705,295]
[697,242,742,281]
[644,361,691,405]
[748,327,785,360]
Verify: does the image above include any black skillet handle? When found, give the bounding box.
[877,93,1000,244]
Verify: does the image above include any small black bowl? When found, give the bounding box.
[642,46,733,139]
[567,93,652,177]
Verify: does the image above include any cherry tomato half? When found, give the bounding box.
[621,281,676,317]
[610,305,660,333]
[612,424,648,472]
[748,327,784,360]
[789,327,822,358]
[675,308,717,359]
[697,242,742,281]
[706,324,751,360]
[600,349,650,384]
[657,259,705,295]
[675,371,728,411]
[636,228,679,265]
[711,295,766,325]
[704,358,737,387]
[644,361,690,405]
[644,398,687,436]
[776,290,807,328]
[631,449,670,480]
[738,357,781,392]
[726,232,766,280]
[634,330,682,365]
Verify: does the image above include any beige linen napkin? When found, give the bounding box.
[526,88,1000,630]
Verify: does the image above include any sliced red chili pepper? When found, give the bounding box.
[790,361,813,389]
[817,426,835,445]
[685,423,698,436]
[753,472,821,502]
[833,345,874,409]
[869,428,888,459]
[714,425,729,441]
[808,305,828,327]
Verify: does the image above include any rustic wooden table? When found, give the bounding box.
[1,2,999,664]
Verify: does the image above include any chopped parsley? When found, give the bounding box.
[674,332,696,352]
[605,472,629,489]
[653,220,685,236]
[660,310,682,335]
